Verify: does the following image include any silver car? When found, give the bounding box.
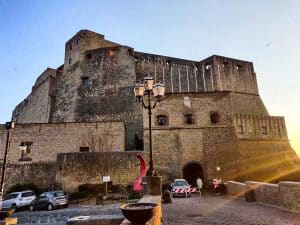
[171,179,191,197]
[30,191,68,211]
[2,190,36,210]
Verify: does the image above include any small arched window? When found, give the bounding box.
[86,53,92,60]
[210,112,220,124]
[184,113,195,124]
[156,115,168,126]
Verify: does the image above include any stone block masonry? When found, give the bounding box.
[57,151,143,192]
[5,29,299,190]
[227,181,300,212]
[0,162,57,193]
[0,121,125,164]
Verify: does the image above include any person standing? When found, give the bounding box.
[196,177,203,198]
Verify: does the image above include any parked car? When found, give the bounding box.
[30,191,68,211]
[1,190,36,210]
[171,179,191,197]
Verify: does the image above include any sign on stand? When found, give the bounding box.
[103,176,110,195]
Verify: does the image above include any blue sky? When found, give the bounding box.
[0,0,299,155]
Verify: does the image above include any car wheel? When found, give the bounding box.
[29,205,34,211]
[11,204,17,211]
[47,204,53,211]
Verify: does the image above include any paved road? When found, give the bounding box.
[12,195,300,225]
[12,204,123,225]
[162,194,300,225]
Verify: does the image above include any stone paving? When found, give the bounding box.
[162,194,300,225]
[11,204,123,225]
[11,195,300,225]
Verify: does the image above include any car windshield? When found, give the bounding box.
[174,181,188,186]
[4,193,18,200]
[53,192,65,197]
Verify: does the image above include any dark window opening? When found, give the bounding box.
[19,142,32,161]
[222,62,229,67]
[68,58,72,65]
[236,65,243,71]
[184,113,195,124]
[238,125,243,133]
[210,112,220,124]
[82,77,89,87]
[86,53,92,60]
[76,39,80,45]
[261,126,267,134]
[80,147,89,152]
[128,49,133,56]
[69,44,72,50]
[157,115,168,126]
[205,63,211,70]
[134,133,144,150]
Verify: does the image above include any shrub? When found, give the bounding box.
[69,191,89,199]
[6,182,41,195]
[78,183,127,196]
[78,183,104,196]
[110,184,126,194]
[128,191,141,200]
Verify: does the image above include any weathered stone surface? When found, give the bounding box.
[56,152,143,192]
[1,29,299,191]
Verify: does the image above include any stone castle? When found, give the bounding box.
[1,30,299,191]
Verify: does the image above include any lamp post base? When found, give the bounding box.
[142,176,162,196]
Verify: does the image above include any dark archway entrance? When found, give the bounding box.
[183,162,203,187]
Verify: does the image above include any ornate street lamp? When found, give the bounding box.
[134,75,165,176]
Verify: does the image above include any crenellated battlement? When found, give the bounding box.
[233,114,287,139]
[134,53,258,95]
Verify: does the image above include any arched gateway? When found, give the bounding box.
[183,161,203,187]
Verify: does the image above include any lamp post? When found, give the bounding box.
[0,122,15,209]
[134,75,165,176]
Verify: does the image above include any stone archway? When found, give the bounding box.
[183,161,203,187]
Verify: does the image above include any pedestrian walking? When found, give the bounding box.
[196,177,203,197]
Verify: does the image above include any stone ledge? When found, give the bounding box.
[67,215,124,225]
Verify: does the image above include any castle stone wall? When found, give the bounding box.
[211,55,259,94]
[0,162,57,193]
[237,140,299,181]
[52,46,143,150]
[134,53,259,95]
[144,92,234,183]
[230,92,268,115]
[56,152,142,192]
[227,181,300,212]
[233,114,287,139]
[12,68,56,123]
[64,30,119,70]
[0,122,125,164]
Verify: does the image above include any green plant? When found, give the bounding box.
[6,182,41,195]
[69,191,89,199]
[127,192,141,200]
[78,183,104,195]
[110,184,126,193]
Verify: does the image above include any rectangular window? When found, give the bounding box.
[80,147,89,152]
[82,77,89,87]
[19,142,32,161]
[69,58,72,65]
[261,126,267,134]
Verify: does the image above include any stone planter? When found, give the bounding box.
[120,203,158,225]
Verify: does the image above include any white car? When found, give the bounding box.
[171,179,191,197]
[2,190,36,210]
